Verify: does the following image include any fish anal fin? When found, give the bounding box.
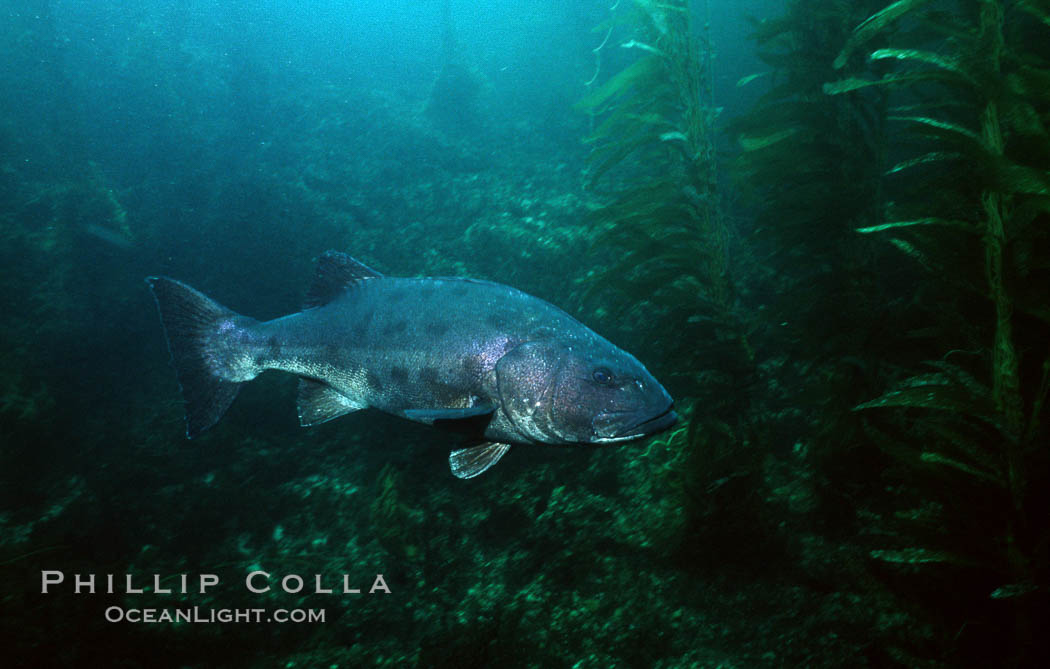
[304,251,383,308]
[297,378,365,426]
[449,442,512,479]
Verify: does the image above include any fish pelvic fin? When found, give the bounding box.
[146,277,257,438]
[449,442,512,479]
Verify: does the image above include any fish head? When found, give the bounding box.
[495,337,676,445]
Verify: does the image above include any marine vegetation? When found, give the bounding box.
[730,0,891,367]
[731,0,1050,664]
[576,0,767,568]
[576,0,745,376]
[825,1,1050,665]
[426,0,482,131]
[728,0,909,550]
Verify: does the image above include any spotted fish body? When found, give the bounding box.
[147,251,676,478]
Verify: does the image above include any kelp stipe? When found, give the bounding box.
[576,0,745,371]
[576,0,763,566]
[827,1,1050,665]
[728,0,903,563]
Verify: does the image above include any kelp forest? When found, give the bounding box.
[1,0,1048,666]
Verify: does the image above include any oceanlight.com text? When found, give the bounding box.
[104,606,326,624]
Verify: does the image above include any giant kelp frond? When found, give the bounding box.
[576,55,665,114]
[830,1,1050,663]
[576,1,761,565]
[856,361,999,425]
[1019,0,1050,26]
[833,0,935,69]
[854,359,1037,604]
[728,0,893,374]
[577,0,745,380]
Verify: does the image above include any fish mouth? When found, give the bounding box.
[593,403,677,443]
[618,404,677,438]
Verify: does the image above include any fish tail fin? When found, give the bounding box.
[146,276,257,438]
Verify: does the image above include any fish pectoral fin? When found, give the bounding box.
[449,442,512,479]
[402,405,495,424]
[297,378,366,426]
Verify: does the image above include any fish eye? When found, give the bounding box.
[592,367,614,385]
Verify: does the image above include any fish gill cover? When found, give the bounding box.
[1,0,1048,668]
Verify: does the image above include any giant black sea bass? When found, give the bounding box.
[146,251,676,478]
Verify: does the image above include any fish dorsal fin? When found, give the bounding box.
[304,251,383,308]
[449,442,512,479]
[297,378,366,426]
